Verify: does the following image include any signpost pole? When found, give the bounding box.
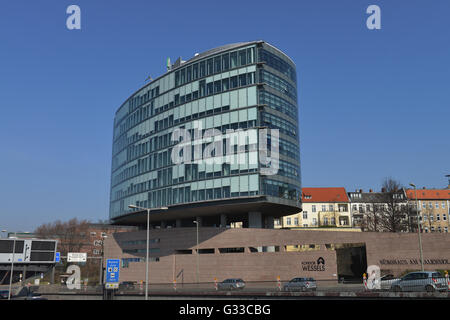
[8,235,16,300]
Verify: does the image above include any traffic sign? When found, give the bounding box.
[68,252,87,262]
[106,259,120,286]
[55,252,60,263]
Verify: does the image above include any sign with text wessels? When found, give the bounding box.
[67,252,87,262]
[301,257,326,272]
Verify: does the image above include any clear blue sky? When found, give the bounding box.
[0,0,449,233]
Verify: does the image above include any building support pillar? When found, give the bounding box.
[176,219,182,228]
[248,212,262,228]
[220,214,227,227]
[265,216,275,229]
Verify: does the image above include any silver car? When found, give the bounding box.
[217,278,246,291]
[379,274,400,290]
[283,277,317,292]
[391,271,448,292]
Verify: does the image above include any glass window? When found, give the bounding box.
[207,58,213,75]
[230,51,237,68]
[230,76,238,89]
[214,80,222,93]
[200,61,206,77]
[239,49,247,66]
[186,66,192,82]
[223,186,230,198]
[247,47,254,64]
[207,82,213,95]
[239,74,247,86]
[247,72,254,85]
[199,80,206,97]
[214,56,221,73]
[180,68,186,84]
[175,71,180,87]
[214,188,221,199]
[222,53,230,70]
[192,63,199,79]
[222,78,229,91]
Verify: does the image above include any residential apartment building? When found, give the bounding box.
[348,188,409,232]
[276,187,352,228]
[406,188,450,233]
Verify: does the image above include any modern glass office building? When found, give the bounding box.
[109,41,301,228]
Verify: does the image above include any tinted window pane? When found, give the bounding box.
[200,61,206,77]
[214,56,221,73]
[222,53,230,70]
[186,66,192,82]
[230,52,237,68]
[207,58,213,75]
[239,50,247,66]
[192,63,198,79]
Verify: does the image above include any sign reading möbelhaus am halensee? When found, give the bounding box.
[379,258,450,265]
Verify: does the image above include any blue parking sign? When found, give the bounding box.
[106,259,120,283]
[55,252,60,263]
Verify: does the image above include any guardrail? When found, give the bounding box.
[2,278,448,299]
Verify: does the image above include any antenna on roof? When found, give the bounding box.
[145,75,152,82]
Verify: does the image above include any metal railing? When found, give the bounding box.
[3,277,448,299]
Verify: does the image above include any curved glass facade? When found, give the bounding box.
[109,41,301,223]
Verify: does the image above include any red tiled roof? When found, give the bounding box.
[302,187,349,203]
[405,189,450,200]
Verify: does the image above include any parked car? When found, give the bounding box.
[391,271,447,292]
[379,274,400,290]
[283,277,317,292]
[217,278,246,290]
[0,290,9,299]
[119,281,136,290]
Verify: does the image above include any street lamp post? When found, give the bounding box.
[410,183,424,271]
[193,220,199,284]
[128,205,168,300]
[100,235,107,285]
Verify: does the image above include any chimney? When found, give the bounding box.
[381,188,386,193]
[359,189,363,193]
[369,189,373,193]
[423,187,426,189]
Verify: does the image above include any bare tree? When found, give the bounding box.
[376,177,410,232]
[34,218,91,255]
[362,201,382,232]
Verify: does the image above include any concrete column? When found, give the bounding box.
[195,216,203,227]
[265,216,275,229]
[160,221,166,228]
[176,219,182,228]
[248,212,262,228]
[51,266,55,284]
[220,214,227,227]
[22,265,27,284]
